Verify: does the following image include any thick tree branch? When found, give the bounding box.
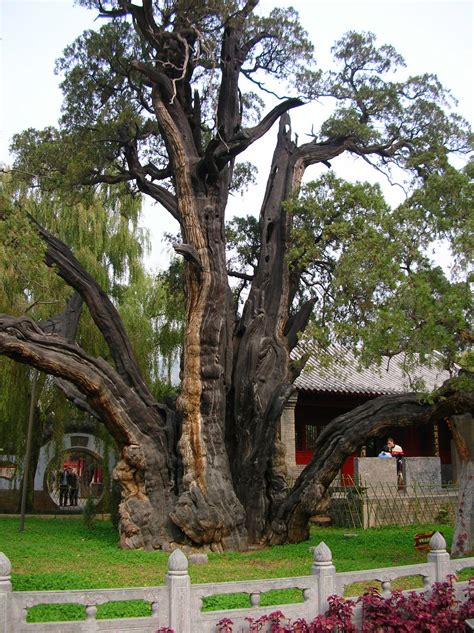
[36,292,100,419]
[27,216,158,409]
[136,180,180,222]
[54,378,101,420]
[284,298,317,351]
[211,98,304,168]
[120,142,180,221]
[130,61,174,100]
[215,0,259,139]
[131,61,199,160]
[143,162,172,181]
[82,172,136,186]
[38,292,83,341]
[0,315,138,446]
[293,135,357,172]
[227,270,254,281]
[271,382,474,543]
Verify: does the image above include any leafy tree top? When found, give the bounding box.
[10,2,471,217]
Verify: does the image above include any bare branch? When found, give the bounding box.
[227,270,254,281]
[0,314,138,446]
[25,300,61,314]
[203,98,303,174]
[284,298,317,351]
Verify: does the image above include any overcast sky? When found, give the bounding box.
[1,0,472,269]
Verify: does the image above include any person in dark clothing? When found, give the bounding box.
[378,445,393,458]
[387,437,404,484]
[68,468,79,506]
[58,467,70,506]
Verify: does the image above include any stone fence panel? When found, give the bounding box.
[0,533,473,632]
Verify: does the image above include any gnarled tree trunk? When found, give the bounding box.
[227,115,355,543]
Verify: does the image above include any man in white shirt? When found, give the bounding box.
[387,437,404,482]
[386,437,403,456]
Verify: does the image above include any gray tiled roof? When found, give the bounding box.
[294,343,452,396]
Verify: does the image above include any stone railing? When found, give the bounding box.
[0,532,472,632]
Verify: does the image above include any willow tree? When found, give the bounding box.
[1,1,472,550]
[0,173,178,510]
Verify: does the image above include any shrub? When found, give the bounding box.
[360,576,470,631]
[216,577,474,632]
[82,497,96,529]
[435,504,454,524]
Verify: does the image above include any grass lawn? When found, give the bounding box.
[0,516,472,622]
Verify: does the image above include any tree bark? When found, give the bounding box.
[227,117,353,543]
[228,115,298,542]
[450,413,474,556]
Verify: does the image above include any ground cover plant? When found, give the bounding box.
[216,577,474,632]
[1,517,472,623]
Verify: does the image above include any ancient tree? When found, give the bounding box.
[1,1,472,550]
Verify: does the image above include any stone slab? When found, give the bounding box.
[354,457,398,493]
[404,457,442,490]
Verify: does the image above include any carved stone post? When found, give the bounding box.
[0,553,12,633]
[166,549,191,633]
[311,542,336,614]
[427,532,450,583]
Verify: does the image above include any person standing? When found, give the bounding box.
[58,467,70,507]
[387,437,404,483]
[386,437,403,456]
[68,468,79,506]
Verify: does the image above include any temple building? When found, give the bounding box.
[279,344,457,484]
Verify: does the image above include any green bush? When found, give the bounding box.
[82,497,96,529]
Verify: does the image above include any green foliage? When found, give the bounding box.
[0,176,50,315]
[243,6,316,92]
[226,215,260,272]
[280,171,472,373]
[0,360,31,455]
[315,31,471,182]
[230,161,258,195]
[28,603,86,623]
[457,350,474,372]
[82,497,97,529]
[398,163,474,272]
[0,170,149,458]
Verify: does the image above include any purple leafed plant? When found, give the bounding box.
[215,577,474,632]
